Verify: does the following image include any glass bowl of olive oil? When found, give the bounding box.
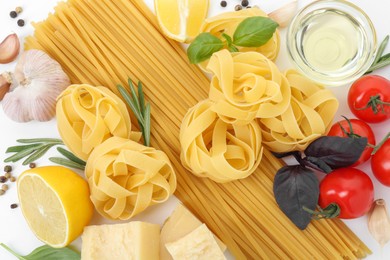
[287,0,377,86]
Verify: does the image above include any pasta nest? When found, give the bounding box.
[56,84,132,161]
[207,50,291,125]
[259,70,339,152]
[85,136,177,220]
[198,7,280,70]
[180,100,263,183]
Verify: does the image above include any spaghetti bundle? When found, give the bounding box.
[25,0,371,258]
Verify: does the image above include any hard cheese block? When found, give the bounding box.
[81,221,160,260]
[165,224,227,260]
[160,203,226,260]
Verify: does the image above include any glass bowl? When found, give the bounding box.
[286,0,377,86]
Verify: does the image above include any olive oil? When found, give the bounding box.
[302,10,360,72]
[300,10,362,73]
[287,0,377,86]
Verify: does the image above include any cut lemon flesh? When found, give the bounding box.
[155,0,209,43]
[18,174,68,246]
[17,166,94,248]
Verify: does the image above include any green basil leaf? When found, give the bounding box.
[233,16,278,47]
[273,165,319,230]
[0,243,80,260]
[187,33,224,64]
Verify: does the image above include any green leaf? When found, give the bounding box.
[16,138,63,144]
[4,144,45,163]
[49,157,86,170]
[22,144,54,165]
[6,143,42,153]
[0,243,80,260]
[56,147,86,166]
[138,81,145,115]
[366,56,390,73]
[187,33,224,64]
[233,16,278,47]
[374,35,389,65]
[222,33,233,46]
[128,79,141,114]
[229,45,239,52]
[117,85,144,125]
[144,103,151,146]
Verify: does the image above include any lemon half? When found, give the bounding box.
[155,0,209,43]
[17,166,94,248]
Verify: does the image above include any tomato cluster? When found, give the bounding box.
[319,75,390,219]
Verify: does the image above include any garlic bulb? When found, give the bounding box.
[367,199,390,248]
[268,0,298,28]
[2,49,70,122]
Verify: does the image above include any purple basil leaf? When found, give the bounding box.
[273,165,319,230]
[304,136,367,173]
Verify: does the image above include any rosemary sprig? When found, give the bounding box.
[4,138,86,170]
[5,138,64,165]
[366,35,390,74]
[117,79,151,146]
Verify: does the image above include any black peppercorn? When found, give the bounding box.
[220,1,227,7]
[241,0,249,7]
[10,203,18,209]
[9,11,17,19]
[29,162,36,168]
[235,5,242,11]
[0,176,6,183]
[17,19,25,27]
[4,165,12,173]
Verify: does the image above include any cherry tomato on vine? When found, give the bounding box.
[348,75,390,123]
[371,138,390,186]
[327,118,375,166]
[319,168,374,219]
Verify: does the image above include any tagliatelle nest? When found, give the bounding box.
[259,70,339,152]
[85,136,177,220]
[56,84,133,161]
[180,100,263,183]
[207,50,291,125]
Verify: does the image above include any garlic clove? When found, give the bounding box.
[268,0,298,28]
[0,74,11,100]
[0,33,20,64]
[367,199,390,248]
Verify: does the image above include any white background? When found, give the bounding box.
[0,0,390,259]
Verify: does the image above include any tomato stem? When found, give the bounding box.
[303,203,340,219]
[338,116,362,138]
[371,132,390,155]
[354,94,390,114]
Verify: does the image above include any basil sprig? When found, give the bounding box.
[0,243,80,260]
[187,16,278,64]
[273,136,367,230]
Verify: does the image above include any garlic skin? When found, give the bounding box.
[367,199,390,248]
[0,73,11,100]
[0,33,20,64]
[268,0,298,28]
[2,50,70,122]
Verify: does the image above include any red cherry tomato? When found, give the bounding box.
[371,138,390,186]
[319,168,374,219]
[348,75,390,123]
[327,118,375,166]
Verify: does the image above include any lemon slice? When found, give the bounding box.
[17,166,94,248]
[155,0,209,43]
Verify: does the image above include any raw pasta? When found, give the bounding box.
[207,50,291,125]
[25,0,371,258]
[56,84,134,160]
[85,136,177,220]
[260,70,339,152]
[180,100,262,183]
